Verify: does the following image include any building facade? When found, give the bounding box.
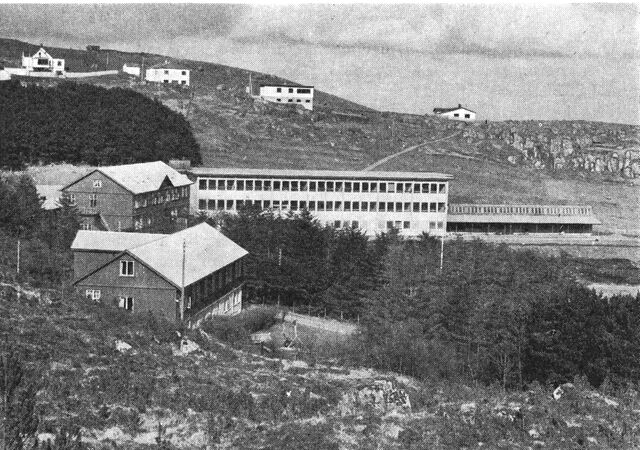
[447,204,600,234]
[145,61,190,86]
[190,168,451,237]
[22,47,65,73]
[433,104,476,122]
[258,85,314,110]
[72,223,248,325]
[61,161,192,232]
[122,63,141,77]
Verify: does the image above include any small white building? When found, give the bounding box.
[145,61,190,86]
[122,63,141,77]
[22,47,65,73]
[258,85,314,110]
[432,104,476,122]
[0,69,10,81]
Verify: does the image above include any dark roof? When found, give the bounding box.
[149,61,189,71]
[433,104,476,114]
[259,84,314,89]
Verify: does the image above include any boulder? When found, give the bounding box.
[338,379,411,416]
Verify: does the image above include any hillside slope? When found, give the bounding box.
[2,38,639,236]
[2,286,639,449]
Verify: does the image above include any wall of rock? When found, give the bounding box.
[461,121,640,179]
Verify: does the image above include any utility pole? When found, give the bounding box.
[16,239,20,275]
[180,240,186,322]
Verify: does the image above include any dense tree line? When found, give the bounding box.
[212,208,640,389]
[0,81,202,169]
[0,174,79,285]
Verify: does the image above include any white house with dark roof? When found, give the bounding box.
[61,161,193,232]
[432,104,476,122]
[21,47,65,73]
[258,84,314,110]
[72,222,248,325]
[145,60,190,86]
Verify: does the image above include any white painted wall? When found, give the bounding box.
[259,85,314,110]
[437,108,476,122]
[22,48,65,73]
[122,64,141,77]
[145,68,190,86]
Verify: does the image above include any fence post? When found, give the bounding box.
[340,311,343,321]
[324,308,326,319]
[308,303,311,315]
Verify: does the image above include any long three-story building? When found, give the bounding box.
[189,168,452,237]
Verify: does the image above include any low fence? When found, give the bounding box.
[4,68,118,78]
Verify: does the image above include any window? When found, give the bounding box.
[326,181,334,192]
[273,181,281,191]
[226,179,235,190]
[369,202,377,211]
[405,183,413,193]
[404,202,411,212]
[282,181,290,191]
[226,200,234,210]
[120,260,134,277]
[181,71,186,75]
[199,199,206,210]
[326,201,334,211]
[352,221,359,228]
[288,99,293,103]
[352,202,360,212]
[237,180,245,190]
[465,114,471,119]
[288,88,294,93]
[317,201,325,211]
[439,183,447,194]
[290,201,298,211]
[344,201,351,211]
[85,289,101,301]
[413,203,420,212]
[119,296,134,311]
[437,222,444,229]
[164,70,169,75]
[81,222,93,230]
[300,181,308,191]
[387,202,394,212]
[291,181,299,191]
[89,194,98,208]
[335,201,342,211]
[334,220,341,228]
[217,200,224,209]
[379,183,386,193]
[217,180,225,190]
[362,182,369,193]
[255,180,263,191]
[305,100,311,103]
[57,61,62,66]
[396,183,403,193]
[379,202,386,212]
[308,201,315,211]
[297,88,311,94]
[208,199,216,210]
[361,202,368,211]
[387,183,395,193]
[309,181,317,192]
[430,203,437,212]
[353,182,360,193]
[277,99,281,102]
[421,202,429,212]
[453,113,459,117]
[438,202,446,212]
[396,202,402,212]
[387,221,394,230]
[93,180,102,188]
[66,193,76,205]
[276,87,282,93]
[403,221,410,229]
[263,180,271,191]
[296,99,301,103]
[344,182,352,192]
[246,180,253,191]
[199,180,207,190]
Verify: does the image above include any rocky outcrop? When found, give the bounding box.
[462,121,640,179]
[339,379,412,416]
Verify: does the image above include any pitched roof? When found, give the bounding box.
[433,104,476,114]
[63,161,193,194]
[189,167,453,181]
[71,230,166,251]
[72,223,248,288]
[128,223,248,287]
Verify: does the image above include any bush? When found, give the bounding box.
[200,306,278,343]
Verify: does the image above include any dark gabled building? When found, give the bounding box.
[61,161,193,232]
[71,223,248,326]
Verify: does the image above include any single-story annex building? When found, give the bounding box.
[72,222,248,326]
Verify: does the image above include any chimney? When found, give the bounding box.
[458,103,462,108]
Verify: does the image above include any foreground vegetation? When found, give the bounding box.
[0,80,201,170]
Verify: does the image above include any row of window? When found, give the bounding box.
[134,187,189,209]
[448,205,592,216]
[198,199,447,213]
[198,178,447,194]
[85,290,133,312]
[162,70,188,76]
[331,220,444,231]
[133,208,180,230]
[275,98,312,104]
[453,113,472,119]
[274,87,311,94]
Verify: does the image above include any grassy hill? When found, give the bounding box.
[2,37,639,237]
[2,285,639,449]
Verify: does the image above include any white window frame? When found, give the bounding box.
[93,180,102,188]
[120,260,135,277]
[118,296,134,311]
[85,289,101,301]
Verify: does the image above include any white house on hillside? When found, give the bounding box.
[22,47,65,73]
[432,104,476,122]
[122,63,141,77]
[145,61,190,86]
[258,84,314,110]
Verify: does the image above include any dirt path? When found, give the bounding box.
[362,131,461,171]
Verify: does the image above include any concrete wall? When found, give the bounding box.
[76,254,178,320]
[64,171,134,231]
[259,86,314,110]
[145,68,190,86]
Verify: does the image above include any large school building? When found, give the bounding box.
[190,168,452,237]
